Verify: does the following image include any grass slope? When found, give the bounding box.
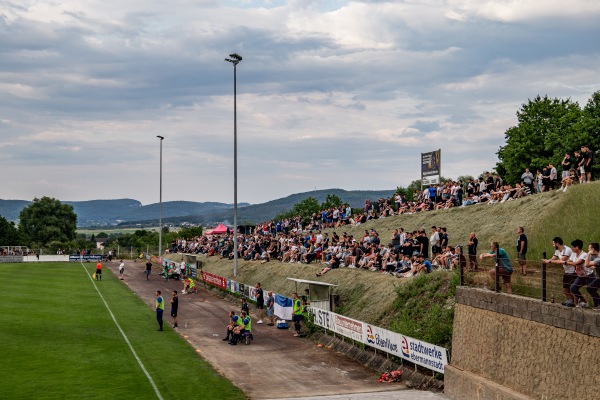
[178,182,600,347]
[0,262,244,400]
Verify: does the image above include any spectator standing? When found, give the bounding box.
[292,292,304,337]
[567,239,590,307]
[170,290,179,328]
[548,163,558,190]
[584,243,600,310]
[579,145,593,183]
[430,226,441,256]
[517,227,528,275]
[156,290,164,331]
[467,232,478,271]
[542,237,574,307]
[119,260,125,276]
[561,153,572,180]
[266,291,275,326]
[521,168,534,194]
[480,242,513,294]
[255,282,264,324]
[145,261,152,280]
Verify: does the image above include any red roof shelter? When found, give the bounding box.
[205,223,228,235]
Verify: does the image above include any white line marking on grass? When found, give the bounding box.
[81,262,164,400]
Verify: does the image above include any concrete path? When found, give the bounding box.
[108,261,447,400]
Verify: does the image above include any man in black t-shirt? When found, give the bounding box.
[579,145,593,183]
[561,153,572,180]
[145,261,152,280]
[517,227,528,275]
[170,290,179,328]
[467,232,478,271]
[415,230,429,259]
[255,282,264,324]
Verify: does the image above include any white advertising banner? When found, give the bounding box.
[363,324,447,374]
[312,308,364,342]
[312,308,448,374]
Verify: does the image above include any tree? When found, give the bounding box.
[177,226,203,238]
[293,196,321,223]
[18,197,77,246]
[321,194,344,210]
[496,95,582,184]
[0,215,22,245]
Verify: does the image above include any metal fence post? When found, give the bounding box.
[459,246,465,286]
[541,251,547,302]
[495,247,500,293]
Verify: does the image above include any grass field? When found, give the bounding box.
[0,262,244,400]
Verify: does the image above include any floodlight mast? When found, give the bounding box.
[224,53,242,277]
[157,135,164,259]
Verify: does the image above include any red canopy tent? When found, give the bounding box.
[205,223,228,235]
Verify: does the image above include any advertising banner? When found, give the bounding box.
[312,308,448,374]
[312,308,364,342]
[201,271,227,289]
[364,324,447,373]
[69,254,103,262]
[0,256,24,263]
[421,149,441,185]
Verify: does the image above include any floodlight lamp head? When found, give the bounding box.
[157,135,164,140]
[229,53,242,61]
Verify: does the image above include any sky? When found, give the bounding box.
[1,0,599,206]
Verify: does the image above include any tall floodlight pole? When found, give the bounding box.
[225,53,242,277]
[157,135,164,259]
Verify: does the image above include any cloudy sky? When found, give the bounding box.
[1,0,599,206]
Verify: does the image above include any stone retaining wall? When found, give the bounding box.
[445,287,600,400]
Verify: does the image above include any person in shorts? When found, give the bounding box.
[516,227,528,275]
[95,262,102,281]
[480,241,513,293]
[266,291,275,326]
[542,237,575,306]
[145,261,152,280]
[170,290,179,328]
[255,282,264,323]
[119,260,125,276]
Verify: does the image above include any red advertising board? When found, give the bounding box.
[202,271,227,289]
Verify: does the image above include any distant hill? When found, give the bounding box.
[201,188,395,225]
[0,188,394,227]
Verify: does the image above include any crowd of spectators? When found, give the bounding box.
[169,224,466,280]
[167,145,594,286]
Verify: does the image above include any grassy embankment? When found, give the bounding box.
[173,182,600,349]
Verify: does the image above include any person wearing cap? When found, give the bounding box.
[266,291,275,325]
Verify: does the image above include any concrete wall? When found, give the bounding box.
[445,287,599,400]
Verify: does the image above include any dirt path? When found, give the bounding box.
[108,260,409,399]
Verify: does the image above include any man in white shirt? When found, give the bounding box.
[430,226,441,256]
[569,239,594,308]
[564,239,587,307]
[543,237,574,306]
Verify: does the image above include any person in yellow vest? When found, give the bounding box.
[155,290,164,331]
[188,277,195,294]
[223,310,241,342]
[230,311,251,345]
[292,292,304,337]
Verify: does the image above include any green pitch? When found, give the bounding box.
[0,262,244,400]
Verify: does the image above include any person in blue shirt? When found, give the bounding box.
[480,241,513,293]
[417,254,433,273]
